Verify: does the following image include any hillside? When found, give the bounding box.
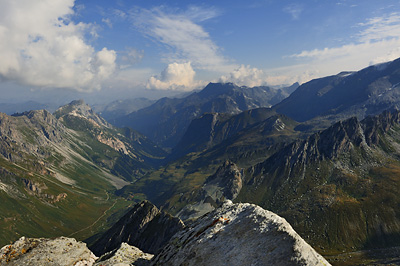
[0,100,166,247]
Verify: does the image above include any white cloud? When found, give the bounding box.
[102,18,113,28]
[0,0,116,91]
[289,12,400,75]
[283,4,303,20]
[146,62,205,91]
[218,64,319,87]
[219,65,268,87]
[132,7,234,73]
[358,13,400,42]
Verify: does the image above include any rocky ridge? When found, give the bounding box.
[237,110,400,252]
[152,200,330,266]
[90,200,185,256]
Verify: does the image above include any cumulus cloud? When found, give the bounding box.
[0,0,116,91]
[289,12,400,74]
[132,6,234,72]
[146,62,205,91]
[219,65,268,87]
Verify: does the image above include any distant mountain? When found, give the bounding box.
[237,110,400,252]
[274,58,400,122]
[114,82,290,148]
[93,98,155,122]
[53,99,167,174]
[169,108,301,162]
[0,100,166,247]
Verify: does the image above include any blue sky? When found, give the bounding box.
[1,0,400,104]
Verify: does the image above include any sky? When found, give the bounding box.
[1,0,400,105]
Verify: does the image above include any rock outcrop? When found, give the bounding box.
[94,242,153,266]
[152,201,330,266]
[0,236,97,266]
[90,201,185,256]
[176,161,243,220]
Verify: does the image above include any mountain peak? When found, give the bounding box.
[54,100,111,128]
[198,82,240,98]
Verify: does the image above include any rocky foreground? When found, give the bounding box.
[0,201,330,266]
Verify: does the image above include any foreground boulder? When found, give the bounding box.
[152,201,330,266]
[0,237,97,266]
[90,200,185,256]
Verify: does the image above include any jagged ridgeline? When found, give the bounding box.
[124,109,400,256]
[0,100,166,247]
[237,110,400,253]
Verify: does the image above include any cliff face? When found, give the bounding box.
[90,201,185,256]
[152,201,330,266]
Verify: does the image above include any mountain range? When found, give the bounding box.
[112,82,294,149]
[2,57,400,265]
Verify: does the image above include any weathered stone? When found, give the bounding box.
[94,242,153,266]
[152,201,331,266]
[0,236,97,266]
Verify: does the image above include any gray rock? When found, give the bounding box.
[152,201,331,266]
[0,236,97,266]
[94,242,153,266]
[177,161,243,220]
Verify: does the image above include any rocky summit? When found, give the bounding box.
[152,201,330,266]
